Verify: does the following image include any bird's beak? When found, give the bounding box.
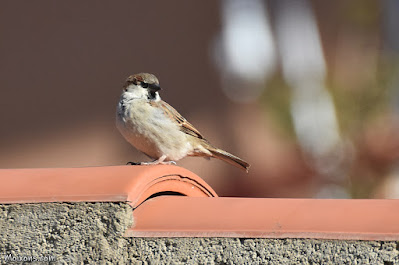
[149,83,161,91]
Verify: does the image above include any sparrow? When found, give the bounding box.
[116,73,250,172]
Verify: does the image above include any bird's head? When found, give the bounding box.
[123,73,161,100]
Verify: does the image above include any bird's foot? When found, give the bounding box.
[139,161,177,166]
[127,155,176,166]
[126,161,141,165]
[160,161,177,165]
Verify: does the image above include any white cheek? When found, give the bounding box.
[154,92,161,101]
[125,85,148,99]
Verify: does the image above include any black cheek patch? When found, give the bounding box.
[148,91,156,100]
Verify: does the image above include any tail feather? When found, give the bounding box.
[209,148,250,172]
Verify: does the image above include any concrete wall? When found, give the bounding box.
[0,202,398,264]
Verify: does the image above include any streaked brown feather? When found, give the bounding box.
[149,100,205,139]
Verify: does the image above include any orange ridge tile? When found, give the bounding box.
[0,165,217,208]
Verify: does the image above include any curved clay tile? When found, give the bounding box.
[0,165,217,208]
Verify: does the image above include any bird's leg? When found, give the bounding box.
[140,155,177,166]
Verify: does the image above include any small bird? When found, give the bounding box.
[116,73,250,172]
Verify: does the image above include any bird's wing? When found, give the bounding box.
[149,100,205,139]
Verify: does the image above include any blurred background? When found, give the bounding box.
[1,0,398,198]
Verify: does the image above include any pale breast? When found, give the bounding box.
[116,98,193,161]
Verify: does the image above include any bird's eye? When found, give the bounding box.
[141,82,149,88]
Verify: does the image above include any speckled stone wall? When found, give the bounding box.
[0,202,398,264]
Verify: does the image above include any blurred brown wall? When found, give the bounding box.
[0,1,223,165]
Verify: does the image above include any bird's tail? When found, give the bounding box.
[208,147,250,172]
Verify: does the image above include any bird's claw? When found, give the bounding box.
[126,160,176,166]
[126,161,141,165]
